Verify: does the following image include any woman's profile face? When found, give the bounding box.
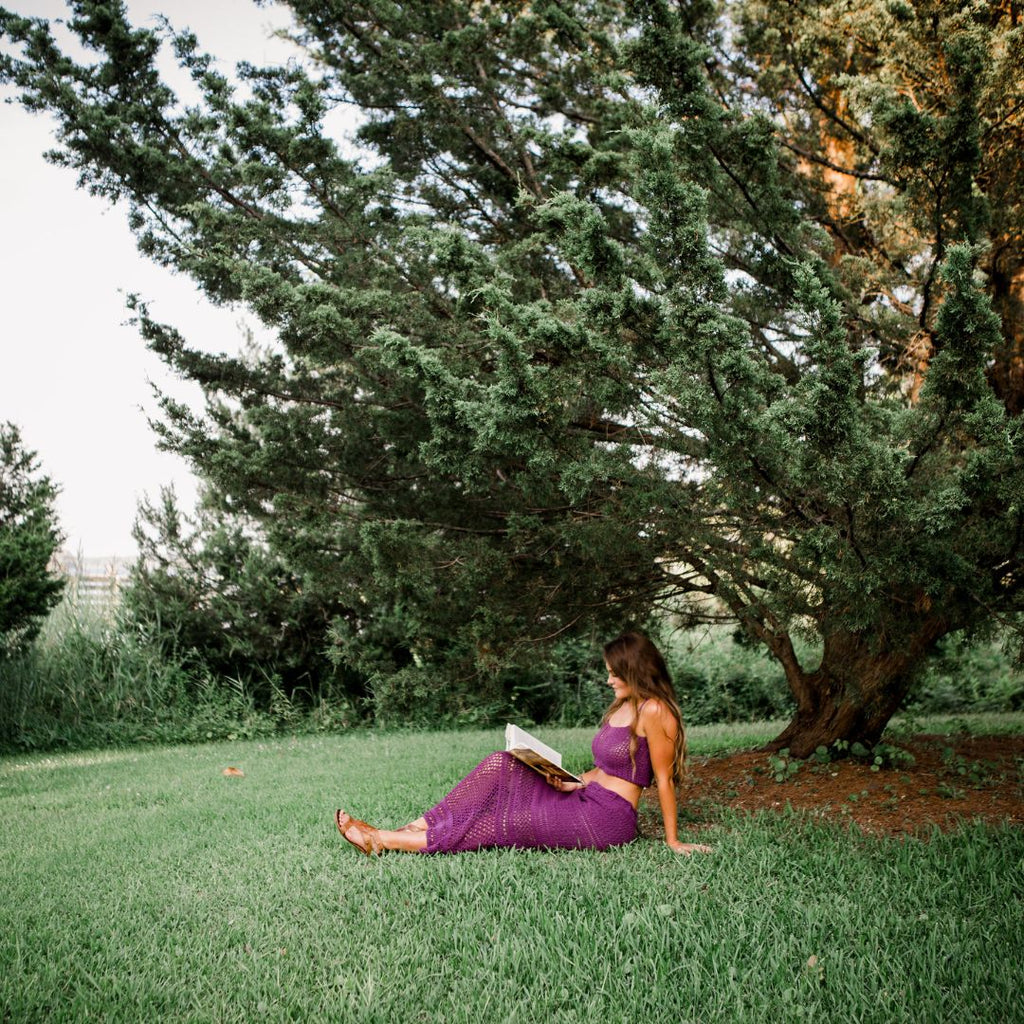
[605,662,631,701]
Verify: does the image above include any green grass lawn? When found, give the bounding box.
[2,723,1022,1022]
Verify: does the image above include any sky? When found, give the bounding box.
[1,0,297,558]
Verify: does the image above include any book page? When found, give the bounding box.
[504,723,583,784]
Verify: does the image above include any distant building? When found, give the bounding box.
[49,551,133,606]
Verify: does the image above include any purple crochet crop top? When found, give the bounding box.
[592,722,653,787]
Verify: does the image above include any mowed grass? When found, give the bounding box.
[2,724,1022,1023]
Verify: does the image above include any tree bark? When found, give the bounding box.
[764,617,950,758]
[987,254,1024,414]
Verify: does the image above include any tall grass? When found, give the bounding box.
[2,729,1021,1023]
[0,595,286,752]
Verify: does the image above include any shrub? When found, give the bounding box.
[664,627,798,725]
[907,632,1024,713]
[121,488,367,710]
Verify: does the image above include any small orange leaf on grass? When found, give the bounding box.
[223,766,245,777]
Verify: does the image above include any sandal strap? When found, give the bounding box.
[335,810,383,855]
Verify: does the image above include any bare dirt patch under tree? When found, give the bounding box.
[663,734,1024,837]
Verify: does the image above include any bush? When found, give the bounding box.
[907,632,1024,713]
[502,634,609,727]
[354,635,608,729]
[663,627,798,725]
[122,488,368,711]
[0,592,353,753]
[0,596,189,750]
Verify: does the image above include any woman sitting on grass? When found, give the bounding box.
[336,631,712,856]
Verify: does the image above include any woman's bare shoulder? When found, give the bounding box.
[638,699,676,735]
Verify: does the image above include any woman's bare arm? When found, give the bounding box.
[642,702,712,855]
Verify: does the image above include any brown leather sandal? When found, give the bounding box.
[335,810,384,855]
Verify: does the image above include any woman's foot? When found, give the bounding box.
[335,810,383,855]
[397,816,428,833]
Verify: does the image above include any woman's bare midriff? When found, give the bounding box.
[581,767,641,809]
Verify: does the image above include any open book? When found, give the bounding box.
[504,723,584,784]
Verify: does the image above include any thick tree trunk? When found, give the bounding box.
[764,619,950,759]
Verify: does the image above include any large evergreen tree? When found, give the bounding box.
[3,0,1023,752]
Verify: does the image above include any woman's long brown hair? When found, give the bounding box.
[602,631,687,785]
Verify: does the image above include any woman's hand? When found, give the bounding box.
[544,774,585,792]
[667,839,713,855]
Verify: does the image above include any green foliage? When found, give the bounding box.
[346,632,608,728]
[0,587,364,753]
[506,634,611,726]
[767,733,918,770]
[0,422,64,655]
[0,593,262,751]
[908,632,1024,713]
[3,1,1024,752]
[666,627,799,725]
[831,739,916,771]
[940,746,999,789]
[121,486,365,710]
[767,747,801,782]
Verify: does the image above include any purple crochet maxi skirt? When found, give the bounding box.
[423,751,637,853]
